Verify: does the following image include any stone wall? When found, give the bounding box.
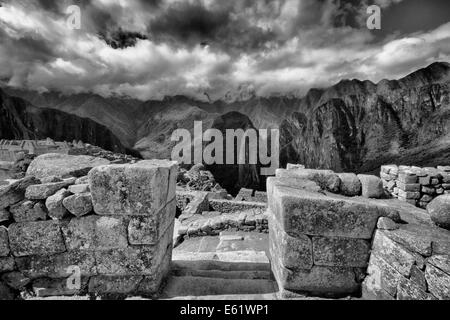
[363,216,450,300]
[268,168,400,298]
[381,165,450,208]
[0,156,177,299]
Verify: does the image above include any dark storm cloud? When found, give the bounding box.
[0,0,449,100]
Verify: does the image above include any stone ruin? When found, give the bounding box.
[0,154,449,300]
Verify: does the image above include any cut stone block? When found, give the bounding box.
[0,226,9,257]
[269,184,400,239]
[16,250,97,278]
[364,253,403,297]
[425,264,450,300]
[128,200,176,245]
[377,217,398,230]
[89,160,177,216]
[427,255,450,275]
[357,175,384,199]
[397,277,435,300]
[68,184,90,194]
[62,215,128,251]
[62,193,93,217]
[46,189,71,220]
[88,275,142,295]
[276,169,340,193]
[337,173,361,196]
[8,221,66,257]
[398,173,418,184]
[26,153,110,179]
[0,256,14,273]
[269,217,313,269]
[312,237,370,267]
[396,182,420,192]
[397,189,421,200]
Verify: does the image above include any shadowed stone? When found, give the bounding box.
[0,226,9,257]
[26,153,110,179]
[0,256,15,273]
[1,272,30,290]
[46,189,71,220]
[0,176,41,209]
[10,200,47,222]
[89,160,177,216]
[337,173,361,196]
[32,277,89,297]
[357,175,384,199]
[25,179,75,200]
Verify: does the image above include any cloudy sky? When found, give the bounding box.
[0,0,449,101]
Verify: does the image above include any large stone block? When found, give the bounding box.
[271,256,361,296]
[8,221,66,257]
[425,264,450,300]
[371,231,421,277]
[0,226,9,257]
[89,160,177,216]
[397,277,435,300]
[269,217,313,270]
[128,200,176,245]
[269,184,400,239]
[427,195,450,229]
[25,179,75,200]
[88,275,142,296]
[427,255,450,275]
[357,175,384,199]
[364,253,403,297]
[62,215,128,251]
[0,257,15,273]
[26,153,110,179]
[337,173,361,196]
[16,250,97,278]
[95,224,173,276]
[0,176,40,209]
[312,237,370,267]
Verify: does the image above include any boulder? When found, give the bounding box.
[46,189,72,220]
[62,193,93,217]
[26,153,110,180]
[357,175,384,199]
[427,195,450,229]
[337,173,361,196]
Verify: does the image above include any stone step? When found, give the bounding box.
[160,276,278,299]
[171,268,273,280]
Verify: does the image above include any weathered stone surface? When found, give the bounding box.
[337,173,361,196]
[364,254,402,297]
[62,193,93,217]
[272,257,361,296]
[25,179,75,200]
[425,264,450,300]
[10,200,46,222]
[1,272,30,290]
[286,164,306,170]
[62,215,128,251]
[128,200,176,245]
[382,227,432,257]
[398,172,418,184]
[32,277,88,297]
[377,217,399,230]
[45,189,71,219]
[0,176,40,209]
[276,169,340,193]
[68,184,90,194]
[396,182,420,192]
[357,175,384,199]
[89,275,142,295]
[8,221,66,257]
[312,237,370,267]
[89,160,177,216]
[0,282,15,300]
[398,190,421,200]
[0,209,9,223]
[41,176,63,184]
[137,247,172,296]
[209,199,266,215]
[269,217,312,269]
[0,226,9,257]
[269,185,400,239]
[371,231,421,277]
[75,176,89,185]
[427,255,450,275]
[409,265,427,292]
[26,153,110,179]
[0,256,15,273]
[16,250,97,278]
[427,195,450,229]
[96,224,173,276]
[397,277,435,300]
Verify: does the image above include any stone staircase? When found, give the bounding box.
[160,233,279,299]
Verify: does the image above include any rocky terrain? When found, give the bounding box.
[2,62,450,193]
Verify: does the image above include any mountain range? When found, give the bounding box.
[1,61,449,191]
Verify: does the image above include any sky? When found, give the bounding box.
[0,0,449,101]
